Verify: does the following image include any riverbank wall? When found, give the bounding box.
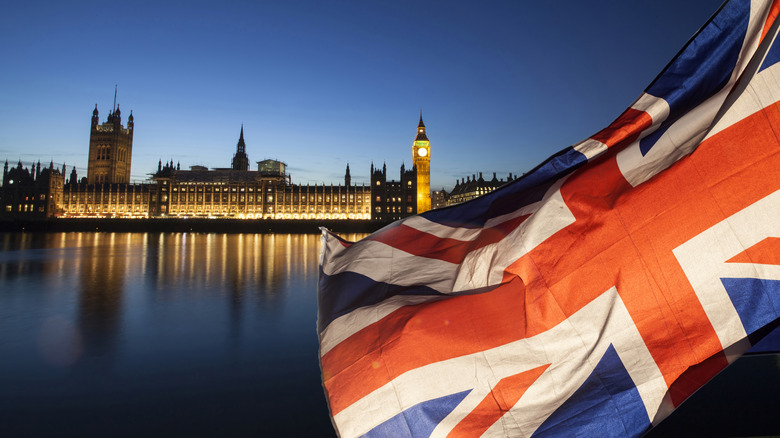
[0,218,390,234]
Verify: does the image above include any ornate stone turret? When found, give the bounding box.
[87,97,134,184]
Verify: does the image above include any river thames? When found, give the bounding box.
[0,232,777,437]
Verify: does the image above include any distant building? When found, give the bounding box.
[1,160,64,219]
[436,172,518,208]
[87,104,134,184]
[2,106,431,223]
[149,128,372,219]
[431,189,448,210]
[370,162,416,222]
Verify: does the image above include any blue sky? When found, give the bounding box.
[0,0,723,190]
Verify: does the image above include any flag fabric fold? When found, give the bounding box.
[318,0,780,436]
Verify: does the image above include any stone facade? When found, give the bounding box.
[370,162,417,222]
[87,105,134,184]
[1,161,64,219]
[151,161,371,219]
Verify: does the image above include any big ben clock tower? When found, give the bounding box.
[413,113,431,213]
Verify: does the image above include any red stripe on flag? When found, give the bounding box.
[760,0,780,42]
[590,108,653,149]
[368,223,473,264]
[367,214,530,264]
[726,237,780,265]
[448,364,550,438]
[322,276,567,416]
[505,100,780,393]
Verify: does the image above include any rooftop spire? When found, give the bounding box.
[237,124,246,153]
[232,124,249,171]
[415,111,428,141]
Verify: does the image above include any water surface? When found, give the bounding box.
[0,232,351,437]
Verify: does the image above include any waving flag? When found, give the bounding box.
[318,0,780,436]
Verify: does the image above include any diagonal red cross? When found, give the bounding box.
[503,101,780,406]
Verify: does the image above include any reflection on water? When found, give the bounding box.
[0,232,329,356]
[79,233,125,360]
[0,232,366,437]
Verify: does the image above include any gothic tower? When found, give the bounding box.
[232,125,250,171]
[87,102,134,184]
[413,112,431,213]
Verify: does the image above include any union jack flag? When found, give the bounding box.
[318,0,780,436]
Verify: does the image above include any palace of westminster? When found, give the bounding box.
[1,102,517,222]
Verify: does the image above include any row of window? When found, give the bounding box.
[161,210,370,220]
[170,185,368,194]
[378,196,413,203]
[168,205,371,214]
[375,206,414,213]
[94,145,129,162]
[4,204,45,213]
[65,194,148,201]
[167,193,370,204]
[93,174,112,184]
[375,180,414,186]
[65,205,148,213]
[4,194,47,201]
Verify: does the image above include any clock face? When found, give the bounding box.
[418,147,428,157]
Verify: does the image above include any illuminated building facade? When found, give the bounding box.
[1,160,64,219]
[412,113,431,213]
[147,128,372,219]
[61,181,153,218]
[152,159,371,220]
[87,104,134,184]
[2,108,430,223]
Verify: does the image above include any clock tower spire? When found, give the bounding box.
[413,112,431,213]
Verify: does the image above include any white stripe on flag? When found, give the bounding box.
[674,189,780,353]
[333,288,667,438]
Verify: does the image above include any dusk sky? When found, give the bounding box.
[1,0,724,190]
